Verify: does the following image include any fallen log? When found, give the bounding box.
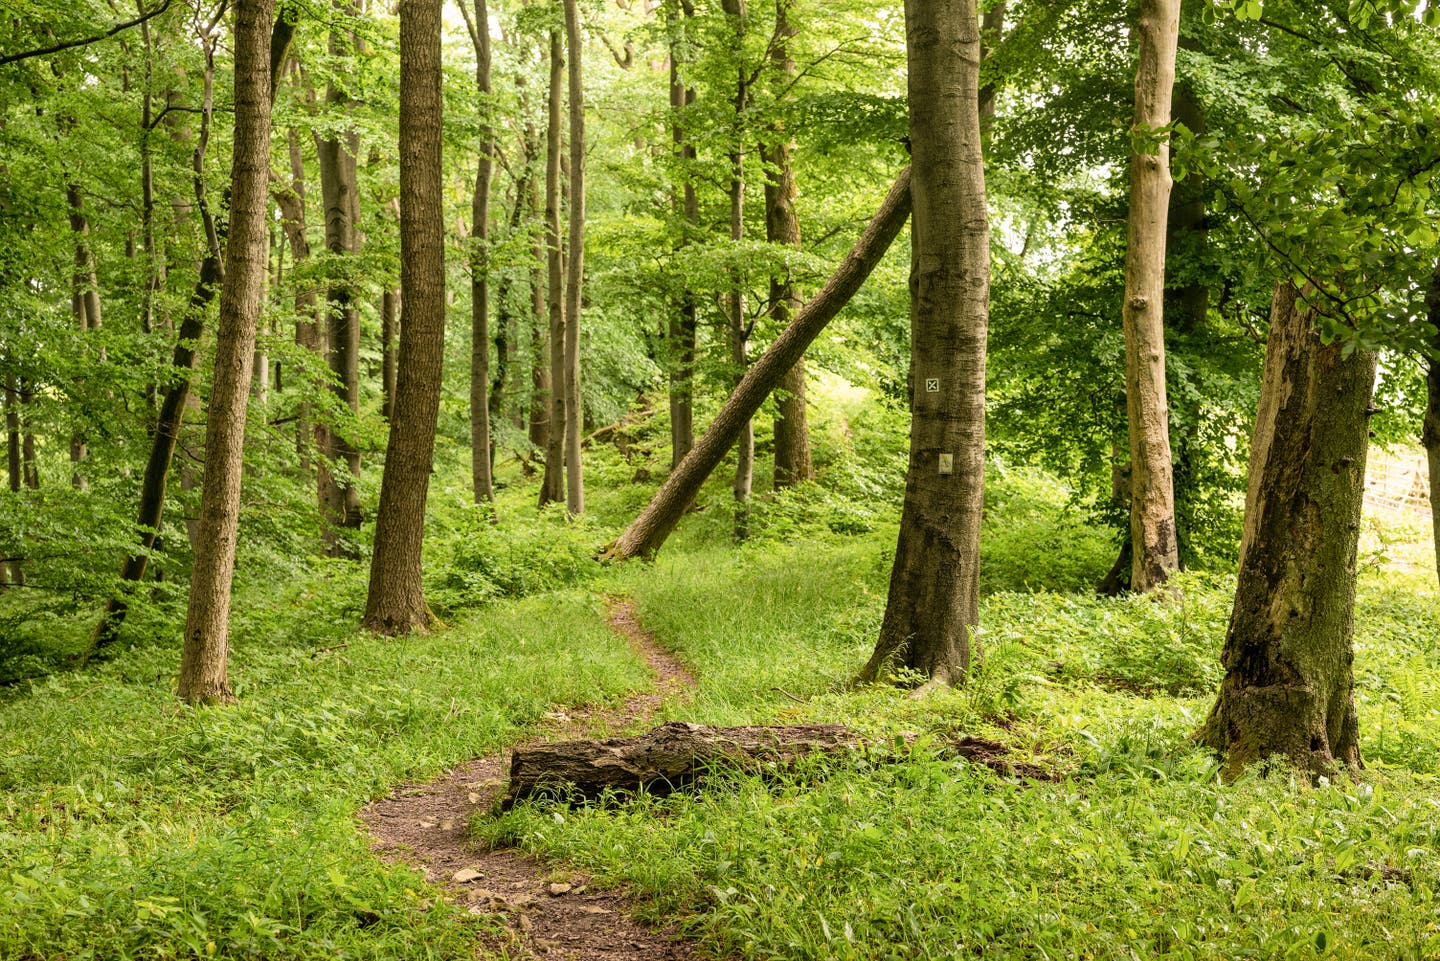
[504,721,871,806]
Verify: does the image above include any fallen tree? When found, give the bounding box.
[602,167,912,561]
[504,719,1052,805]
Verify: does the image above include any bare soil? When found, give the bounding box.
[360,598,708,960]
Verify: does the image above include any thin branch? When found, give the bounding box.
[0,0,173,67]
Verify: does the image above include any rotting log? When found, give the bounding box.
[503,720,1053,806]
[504,721,868,805]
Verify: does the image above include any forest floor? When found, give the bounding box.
[3,449,1440,960]
[361,599,705,961]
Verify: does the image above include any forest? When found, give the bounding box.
[4,0,1440,957]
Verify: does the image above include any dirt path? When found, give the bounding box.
[360,598,707,960]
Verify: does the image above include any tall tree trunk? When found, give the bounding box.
[861,0,989,688]
[562,0,585,515]
[277,121,324,472]
[20,382,38,491]
[539,28,567,507]
[766,0,811,490]
[469,0,496,502]
[66,183,101,489]
[528,156,550,454]
[667,1,697,470]
[604,169,911,561]
[722,0,752,538]
[362,0,446,634]
[1121,0,1181,592]
[1198,283,1373,778]
[315,10,364,555]
[178,0,276,704]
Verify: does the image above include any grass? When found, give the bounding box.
[4,434,1440,960]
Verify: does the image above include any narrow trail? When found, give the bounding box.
[360,598,708,961]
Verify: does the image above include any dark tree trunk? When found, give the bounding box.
[1121,0,1181,592]
[667,0,697,470]
[861,0,989,688]
[528,158,550,454]
[539,29,567,507]
[1198,283,1373,778]
[722,0,751,538]
[276,121,324,472]
[468,0,496,503]
[93,259,219,652]
[562,0,586,515]
[178,0,276,704]
[66,183,101,489]
[3,376,23,586]
[1425,262,1440,588]
[362,0,446,635]
[765,0,811,490]
[604,169,911,561]
[315,10,364,555]
[381,287,399,421]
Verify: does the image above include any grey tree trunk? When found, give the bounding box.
[1121,0,1181,592]
[276,120,324,472]
[562,0,586,515]
[604,169,911,562]
[528,153,550,454]
[362,0,446,635]
[178,0,277,704]
[722,0,752,538]
[1198,283,1373,779]
[539,29,567,507]
[315,10,364,555]
[861,0,989,688]
[765,0,811,490]
[66,183,101,489]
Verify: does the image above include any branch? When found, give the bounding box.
[0,0,173,68]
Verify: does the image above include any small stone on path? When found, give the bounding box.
[548,882,573,896]
[453,868,484,883]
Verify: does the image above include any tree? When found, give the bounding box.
[465,0,496,503]
[605,168,911,561]
[720,0,753,538]
[1427,264,1440,587]
[539,26,566,507]
[1120,0,1180,592]
[1197,283,1373,777]
[177,0,277,704]
[362,0,445,635]
[765,0,811,489]
[562,0,585,515]
[315,3,365,555]
[666,0,698,470]
[860,0,989,687]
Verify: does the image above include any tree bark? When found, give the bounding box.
[3,376,23,586]
[506,721,866,805]
[1198,283,1373,779]
[722,0,752,539]
[469,0,496,503]
[177,0,276,705]
[315,9,364,555]
[275,120,324,472]
[381,287,399,420]
[66,183,102,489]
[528,152,550,454]
[562,0,586,516]
[1425,261,1440,588]
[1121,0,1181,592]
[861,0,989,688]
[667,1,697,470]
[765,0,811,490]
[539,28,567,507]
[362,0,446,635]
[604,169,911,561]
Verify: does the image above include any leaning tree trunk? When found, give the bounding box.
[562,0,585,516]
[860,0,989,688]
[539,28,567,507]
[604,169,911,561]
[468,0,496,503]
[178,0,276,705]
[362,0,446,635]
[1425,261,1440,587]
[1121,0,1181,592]
[766,0,811,489]
[315,11,364,556]
[1198,283,1374,779]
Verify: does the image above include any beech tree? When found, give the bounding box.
[362,0,445,634]
[178,0,277,704]
[539,26,566,507]
[860,0,989,687]
[562,0,585,516]
[1120,0,1180,592]
[465,0,496,504]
